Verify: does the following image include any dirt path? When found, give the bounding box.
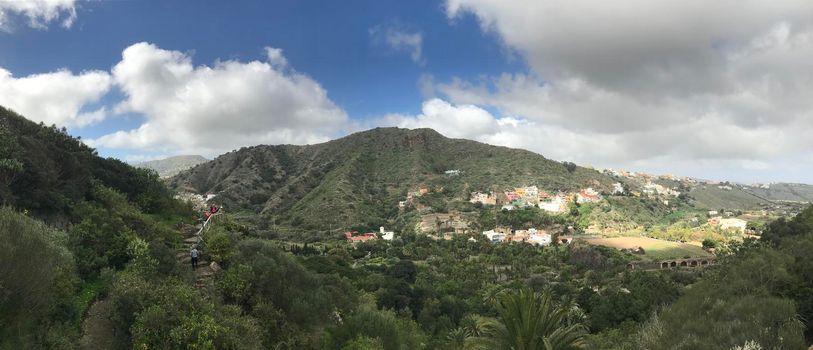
[177,219,217,289]
[79,298,116,350]
[79,217,219,348]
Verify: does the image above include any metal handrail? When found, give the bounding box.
[195,211,222,243]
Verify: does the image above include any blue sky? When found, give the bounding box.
[0,1,520,138]
[2,1,813,183]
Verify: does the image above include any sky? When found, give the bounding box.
[1,0,812,184]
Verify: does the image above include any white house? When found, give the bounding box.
[539,195,566,213]
[380,226,395,240]
[482,230,505,243]
[719,218,747,233]
[470,191,496,205]
[528,233,552,246]
[576,188,601,204]
[612,182,625,195]
[523,186,539,204]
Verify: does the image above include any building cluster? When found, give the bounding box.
[538,194,569,213]
[175,192,217,210]
[642,182,681,197]
[482,227,558,246]
[470,186,604,214]
[344,226,395,243]
[417,213,470,235]
[707,217,748,233]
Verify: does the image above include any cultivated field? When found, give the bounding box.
[583,236,713,260]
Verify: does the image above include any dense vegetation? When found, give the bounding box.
[3,106,813,349]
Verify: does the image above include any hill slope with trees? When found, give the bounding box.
[170,127,614,233]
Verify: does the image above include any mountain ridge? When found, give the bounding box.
[135,155,208,178]
[169,127,614,232]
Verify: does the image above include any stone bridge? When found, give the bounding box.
[627,258,717,270]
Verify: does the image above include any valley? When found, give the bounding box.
[3,107,813,349]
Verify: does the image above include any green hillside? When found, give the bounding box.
[0,106,182,223]
[742,183,813,203]
[0,106,204,348]
[170,127,615,233]
[688,184,771,210]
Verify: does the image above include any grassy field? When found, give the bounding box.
[583,236,713,260]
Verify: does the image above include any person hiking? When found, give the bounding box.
[190,246,199,270]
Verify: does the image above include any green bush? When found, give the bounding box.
[0,207,80,348]
[204,228,234,264]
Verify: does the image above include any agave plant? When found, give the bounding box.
[467,288,587,350]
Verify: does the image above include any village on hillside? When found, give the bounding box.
[353,164,792,248]
[180,165,803,251]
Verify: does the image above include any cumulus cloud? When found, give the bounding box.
[370,21,425,65]
[92,42,349,157]
[0,0,77,31]
[432,0,813,180]
[0,67,112,127]
[380,99,499,139]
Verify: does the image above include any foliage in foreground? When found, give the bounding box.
[465,288,587,350]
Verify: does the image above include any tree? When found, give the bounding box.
[468,288,587,350]
[0,207,79,348]
[701,238,718,250]
[563,162,577,173]
[324,301,426,350]
[0,125,23,203]
[388,259,417,283]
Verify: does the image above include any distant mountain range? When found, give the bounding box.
[135,155,208,178]
[741,183,813,203]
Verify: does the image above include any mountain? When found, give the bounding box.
[135,155,208,178]
[741,183,813,203]
[687,183,772,210]
[169,127,615,232]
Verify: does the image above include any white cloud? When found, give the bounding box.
[433,0,813,180]
[0,0,77,31]
[0,67,112,127]
[123,154,171,164]
[92,42,349,157]
[380,98,498,139]
[370,21,425,65]
[264,47,288,68]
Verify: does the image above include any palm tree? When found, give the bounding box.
[467,288,587,350]
[446,327,472,350]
